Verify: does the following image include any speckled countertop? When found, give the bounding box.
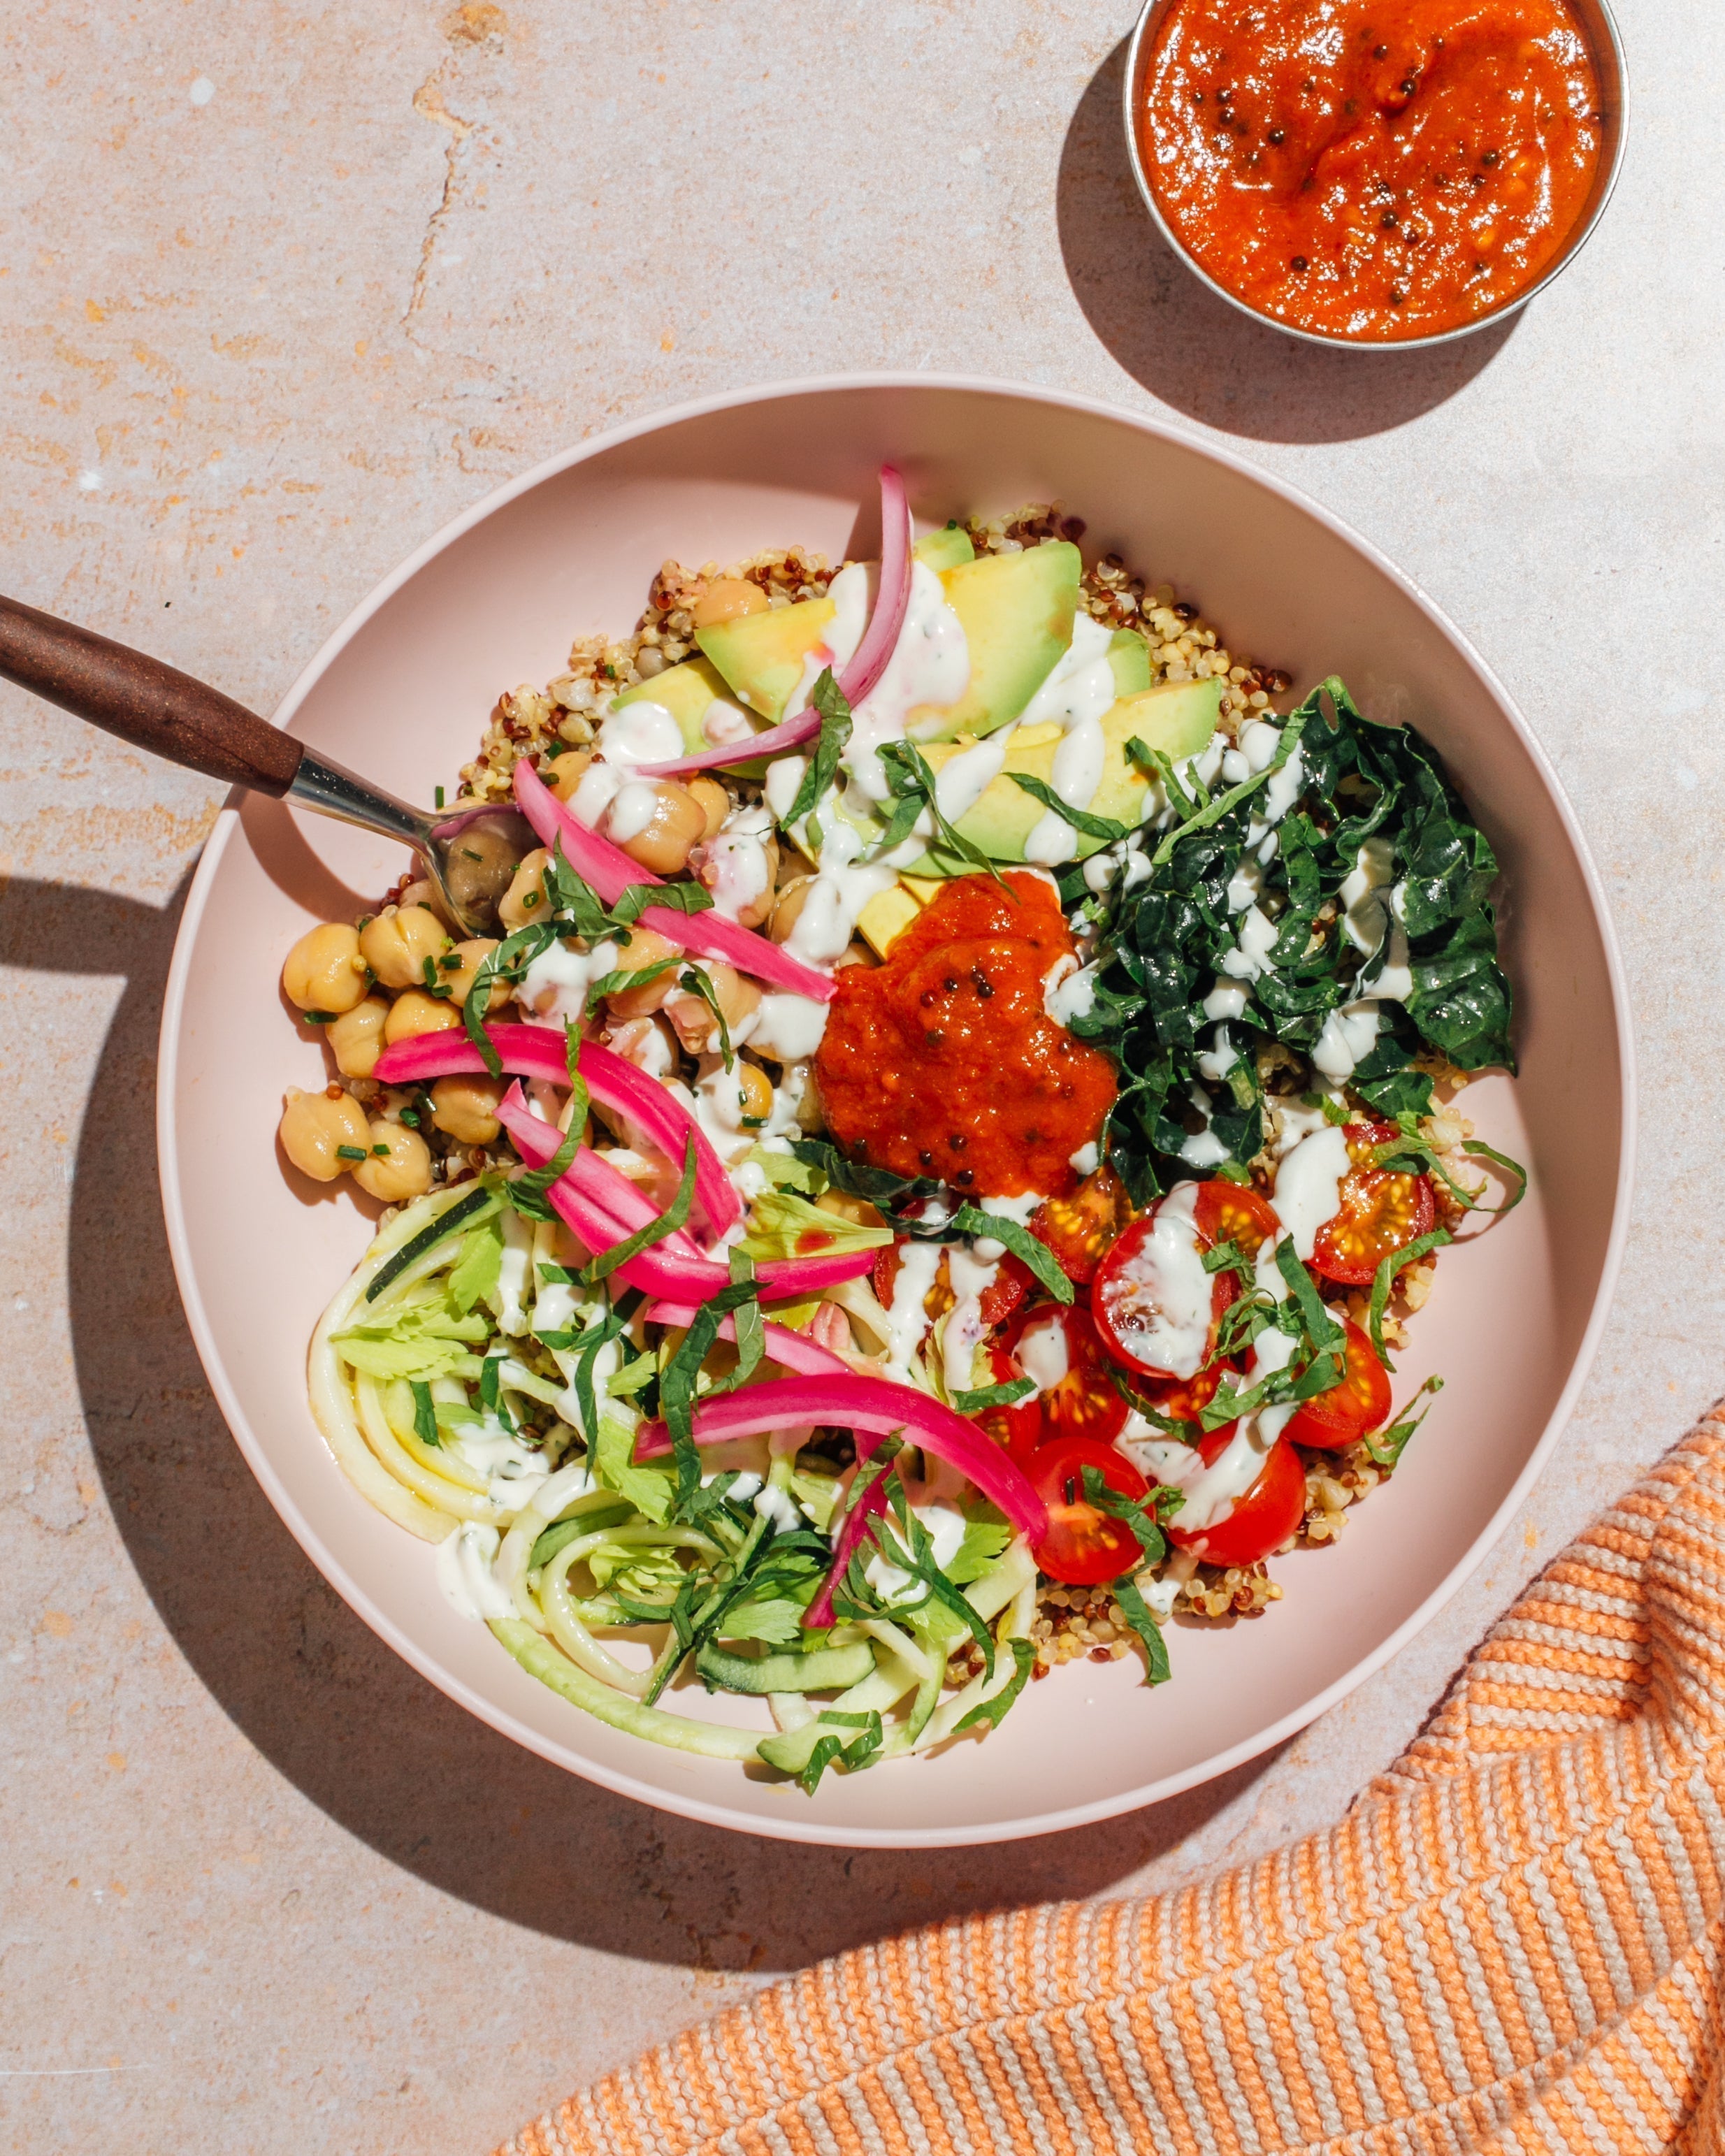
[1,2,1717,2150]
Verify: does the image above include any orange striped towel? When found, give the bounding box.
[498,1416,1725,2156]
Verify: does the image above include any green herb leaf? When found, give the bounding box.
[1006,771,1129,844]
[582,1135,699,1285]
[409,1379,440,1448]
[1111,1574,1172,1685]
[677,965,734,1071]
[1365,1373,1444,1467]
[951,1377,1036,1415]
[1365,1226,1452,1370]
[782,670,853,827]
[953,1637,1034,1732]
[948,1206,1074,1305]
[335,1144,366,1162]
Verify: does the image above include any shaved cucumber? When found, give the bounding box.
[693,1641,874,1696]
[489,1619,763,1760]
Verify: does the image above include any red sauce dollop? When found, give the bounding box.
[1140,0,1603,342]
[814,873,1116,1201]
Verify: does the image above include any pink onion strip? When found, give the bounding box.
[633,465,913,779]
[643,1302,849,1378]
[373,1022,738,1237]
[512,758,833,1002]
[633,1374,1046,1540]
[494,1085,707,1262]
[805,1469,893,1630]
[498,1095,876,1301]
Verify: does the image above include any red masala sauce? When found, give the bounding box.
[814,873,1116,1202]
[1140,0,1603,341]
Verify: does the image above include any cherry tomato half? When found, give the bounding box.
[1030,1435,1149,1585]
[873,1240,1035,1331]
[1092,1181,1243,1380]
[998,1301,1129,1448]
[974,1335,1044,1466]
[1167,1427,1307,1568]
[1281,1319,1392,1450]
[1031,1164,1132,1286]
[1308,1122,1436,1287]
[1131,1356,1242,1445]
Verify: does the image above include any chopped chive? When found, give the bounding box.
[372,1143,391,1157]
[301,1009,337,1025]
[434,786,445,809]
[335,1145,366,1162]
[398,1108,421,1128]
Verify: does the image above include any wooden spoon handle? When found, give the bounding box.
[0,591,304,795]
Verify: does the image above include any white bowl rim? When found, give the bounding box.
[156,370,1637,1848]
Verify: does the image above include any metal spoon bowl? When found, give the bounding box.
[0,591,531,934]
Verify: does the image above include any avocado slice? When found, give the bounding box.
[913,523,976,572]
[911,542,1082,744]
[904,677,1223,871]
[612,656,744,755]
[1107,628,1152,697]
[695,595,837,724]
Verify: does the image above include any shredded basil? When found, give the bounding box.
[1366,1227,1452,1370]
[948,1206,1073,1305]
[1366,1373,1445,1467]
[1006,771,1129,844]
[781,670,852,827]
[953,1638,1034,1732]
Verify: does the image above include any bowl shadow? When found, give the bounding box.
[17,862,1296,1969]
[1058,38,1518,442]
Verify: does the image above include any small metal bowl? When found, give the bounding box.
[1123,0,1629,351]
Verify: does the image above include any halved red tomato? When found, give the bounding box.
[1309,1122,1435,1287]
[1132,1356,1243,1445]
[974,1335,1044,1467]
[1193,1178,1279,1260]
[1029,1435,1149,1585]
[872,1240,1034,1331]
[996,1301,1129,1448]
[1030,1164,1132,1286]
[1167,1427,1307,1568]
[1281,1319,1392,1450]
[1092,1182,1241,1380]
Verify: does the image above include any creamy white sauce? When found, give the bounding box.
[1340,837,1396,953]
[1271,1124,1351,1259]
[1195,1025,1239,1083]
[934,730,1013,824]
[495,1208,533,1336]
[1069,1140,1101,1177]
[863,1498,967,1604]
[1102,1180,1213,1379]
[939,1245,1000,1396]
[1312,1001,1383,1080]
[837,560,971,801]
[598,697,684,768]
[1220,904,1279,983]
[517,936,622,1025]
[605,779,659,845]
[1271,1095,1336,1157]
[1178,1089,1230,1171]
[885,1240,944,1374]
[1170,1419,1279,1534]
[695,804,775,922]
[1044,955,1098,1027]
[436,1523,517,1623]
[750,991,829,1062]
[1014,1308,1069,1393]
[782,818,899,970]
[701,696,756,747]
[1202,978,1249,1022]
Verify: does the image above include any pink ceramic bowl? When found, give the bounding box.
[158,376,1633,1848]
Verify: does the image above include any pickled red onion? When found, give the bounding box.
[374,1022,738,1236]
[512,757,833,1001]
[630,463,912,778]
[642,1301,850,1377]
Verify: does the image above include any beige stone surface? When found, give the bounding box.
[0,0,1712,2149]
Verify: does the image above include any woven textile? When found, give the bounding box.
[499,1416,1725,2156]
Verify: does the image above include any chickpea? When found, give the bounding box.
[358,905,449,992]
[614,780,708,877]
[665,962,761,1054]
[279,1085,370,1182]
[736,1059,775,1123]
[768,876,815,944]
[327,996,391,1079]
[282,921,368,1014]
[688,776,729,841]
[605,927,683,1019]
[428,1073,504,1146]
[544,750,593,804]
[691,576,768,628]
[440,937,510,1014]
[353,1120,433,1203]
[398,878,456,930]
[383,989,463,1045]
[496,848,554,932]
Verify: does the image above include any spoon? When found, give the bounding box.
[0,591,533,933]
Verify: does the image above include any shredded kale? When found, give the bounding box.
[1069,676,1517,1201]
